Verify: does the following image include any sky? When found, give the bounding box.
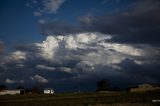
[0,0,160,92]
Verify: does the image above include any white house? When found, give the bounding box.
[44,88,54,94]
[0,90,21,95]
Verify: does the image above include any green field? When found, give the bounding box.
[0,91,160,106]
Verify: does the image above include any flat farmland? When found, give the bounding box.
[0,91,160,106]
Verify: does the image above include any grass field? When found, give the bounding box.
[0,91,160,106]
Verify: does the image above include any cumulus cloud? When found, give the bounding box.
[31,74,48,83]
[17,32,159,67]
[11,51,26,61]
[1,32,160,88]
[34,32,160,76]
[35,36,60,60]
[0,50,26,66]
[35,32,111,61]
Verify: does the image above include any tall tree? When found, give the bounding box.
[96,79,109,91]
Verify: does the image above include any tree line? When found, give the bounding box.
[0,79,121,93]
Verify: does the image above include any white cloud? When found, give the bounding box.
[1,32,160,84]
[35,32,111,61]
[64,32,111,49]
[31,75,48,83]
[36,35,60,60]
[36,64,56,71]
[79,14,93,26]
[16,64,25,68]
[27,0,66,18]
[99,42,144,56]
[36,65,72,73]
[31,0,38,4]
[34,11,42,16]
[38,19,45,24]
[11,51,26,61]
[76,61,95,73]
[58,67,72,73]
[31,0,66,16]
[42,0,66,14]
[5,78,15,84]
[19,80,25,83]
[84,50,125,65]
[5,78,25,84]
[35,32,160,67]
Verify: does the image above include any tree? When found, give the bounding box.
[32,86,41,94]
[96,79,109,91]
[0,84,6,91]
[16,85,24,89]
[111,87,121,91]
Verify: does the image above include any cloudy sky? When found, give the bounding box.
[0,0,160,92]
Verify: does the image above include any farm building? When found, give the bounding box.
[0,89,25,95]
[128,83,160,92]
[44,88,54,94]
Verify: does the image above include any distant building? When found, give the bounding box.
[0,89,25,95]
[44,88,54,94]
[128,83,160,92]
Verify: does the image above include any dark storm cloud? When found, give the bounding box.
[14,43,40,53]
[0,41,4,54]
[40,0,160,45]
[40,21,84,35]
[119,58,160,84]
